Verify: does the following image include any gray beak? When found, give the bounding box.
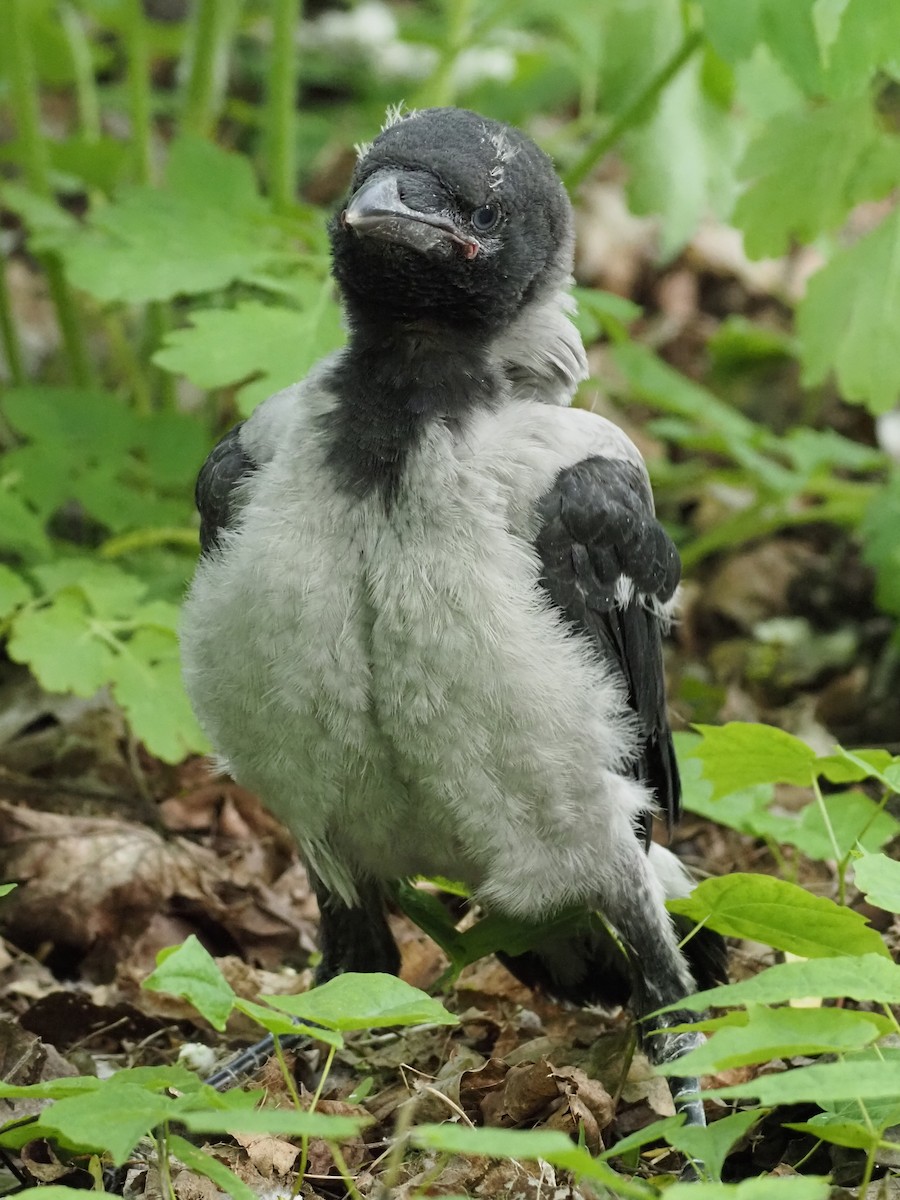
[342,170,474,256]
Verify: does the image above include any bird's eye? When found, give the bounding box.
[471,203,500,233]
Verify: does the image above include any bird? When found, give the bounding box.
[180,106,727,1122]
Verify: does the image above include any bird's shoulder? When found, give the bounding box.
[534,454,680,614]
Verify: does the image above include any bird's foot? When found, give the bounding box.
[646,1016,707,1128]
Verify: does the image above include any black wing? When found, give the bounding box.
[533,456,681,842]
[196,422,257,555]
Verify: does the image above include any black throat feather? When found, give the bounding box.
[321,321,500,505]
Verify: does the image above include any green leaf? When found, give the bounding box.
[854,852,900,913]
[179,1106,368,1140]
[8,591,116,695]
[798,207,900,414]
[0,1077,102,1100]
[734,99,900,258]
[0,884,16,898]
[625,53,740,257]
[153,293,344,415]
[0,491,53,558]
[654,1005,888,1075]
[413,1124,661,1197]
[264,973,458,1032]
[412,1123,578,1160]
[0,566,32,618]
[691,723,816,799]
[60,137,286,303]
[166,1136,258,1200]
[667,1108,762,1183]
[142,936,235,1031]
[708,1055,900,1105]
[110,630,210,763]
[665,1178,830,1200]
[602,1114,686,1160]
[783,1117,881,1151]
[232,998,343,1048]
[38,1082,176,1165]
[665,953,900,1012]
[667,874,888,958]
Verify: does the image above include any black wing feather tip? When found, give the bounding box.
[534,455,682,830]
[196,421,257,555]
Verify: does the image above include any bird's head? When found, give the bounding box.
[330,107,574,337]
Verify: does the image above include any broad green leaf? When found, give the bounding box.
[601,1114,686,1159]
[691,723,816,799]
[0,1077,102,1100]
[708,1056,900,1104]
[33,558,147,616]
[38,1082,176,1164]
[8,592,116,695]
[142,936,235,1031]
[414,1123,662,1196]
[666,1179,829,1200]
[153,293,344,415]
[854,853,900,913]
[166,1137,257,1200]
[233,998,343,1048]
[798,207,900,414]
[0,566,32,618]
[654,1005,888,1075]
[734,99,900,258]
[668,1109,761,1183]
[783,1117,881,1151]
[662,953,900,1011]
[110,630,210,763]
[781,791,898,861]
[60,137,286,303]
[668,874,888,958]
[0,884,16,898]
[571,287,641,344]
[625,54,740,257]
[0,492,52,558]
[263,972,458,1031]
[179,1106,368,1140]
[814,0,900,97]
[412,1123,581,1160]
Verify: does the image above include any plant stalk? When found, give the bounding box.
[267,0,301,214]
[564,28,703,192]
[60,3,101,142]
[7,0,93,385]
[0,254,26,386]
[124,0,154,184]
[181,0,243,137]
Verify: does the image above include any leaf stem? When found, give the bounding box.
[295,1041,336,1185]
[810,774,846,904]
[156,1125,177,1200]
[0,254,26,385]
[181,0,243,137]
[124,0,155,185]
[7,0,93,385]
[99,527,199,558]
[564,29,704,192]
[60,3,101,143]
[267,0,300,214]
[419,0,475,107]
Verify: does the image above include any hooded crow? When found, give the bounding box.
[181,107,726,1121]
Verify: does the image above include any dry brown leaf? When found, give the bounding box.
[231,1133,300,1177]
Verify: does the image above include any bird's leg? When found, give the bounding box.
[204,876,398,1090]
[315,875,401,981]
[598,853,707,1128]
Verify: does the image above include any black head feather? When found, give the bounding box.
[329,107,573,335]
